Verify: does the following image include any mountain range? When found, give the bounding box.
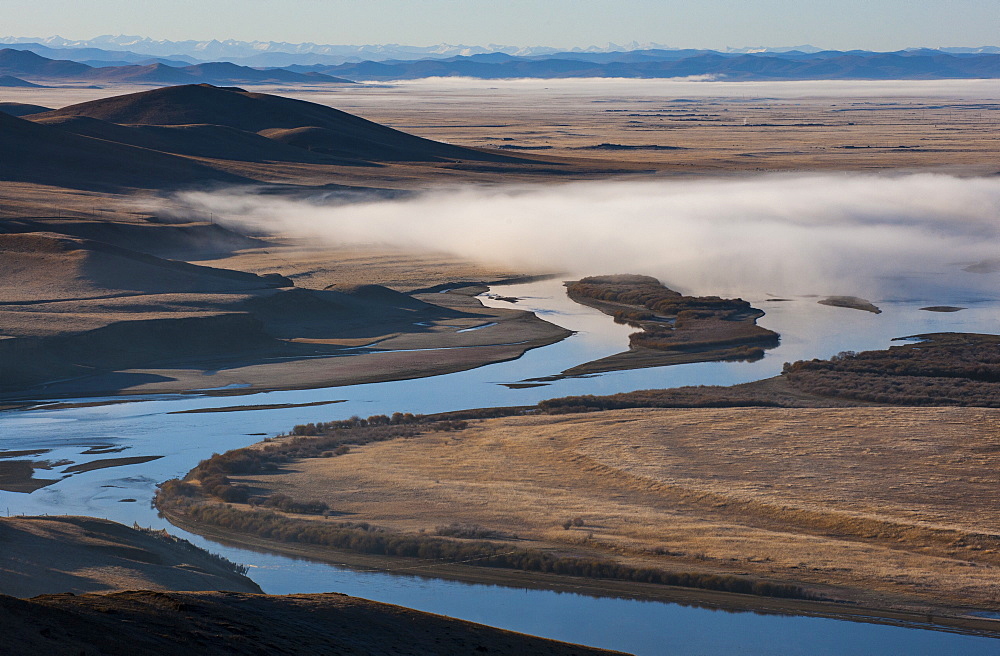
[1,35,998,70]
[0,43,996,83]
[0,49,354,85]
[305,50,1000,81]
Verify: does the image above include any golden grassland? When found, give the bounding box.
[223,406,1000,615]
[279,82,1000,174]
[2,81,997,195]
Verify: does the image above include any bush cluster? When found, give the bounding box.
[435,523,518,540]
[783,333,1000,406]
[157,496,816,601]
[132,521,250,576]
[249,493,330,516]
[538,387,784,413]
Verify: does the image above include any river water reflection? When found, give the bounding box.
[2,279,999,654]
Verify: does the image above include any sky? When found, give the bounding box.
[2,0,997,50]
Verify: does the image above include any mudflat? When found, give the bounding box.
[0,228,569,399]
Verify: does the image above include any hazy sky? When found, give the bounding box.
[2,0,997,50]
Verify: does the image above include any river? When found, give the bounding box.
[2,279,1000,655]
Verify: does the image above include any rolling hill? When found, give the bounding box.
[0,109,248,188]
[2,83,527,189]
[0,232,289,303]
[0,75,42,87]
[0,101,52,116]
[33,83,522,162]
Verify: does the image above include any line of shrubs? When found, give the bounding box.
[132,521,250,576]
[538,388,786,413]
[435,523,518,540]
[782,334,1000,406]
[168,415,483,511]
[157,495,817,601]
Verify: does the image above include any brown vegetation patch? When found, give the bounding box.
[818,296,881,313]
[0,460,59,493]
[157,414,814,601]
[563,275,779,375]
[161,406,1000,615]
[783,333,1000,406]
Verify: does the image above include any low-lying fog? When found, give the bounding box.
[174,173,1000,302]
[360,77,1000,99]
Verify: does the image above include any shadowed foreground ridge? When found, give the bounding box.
[0,590,624,656]
[0,516,260,597]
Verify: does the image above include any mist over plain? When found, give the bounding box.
[176,173,1000,302]
[363,77,1000,99]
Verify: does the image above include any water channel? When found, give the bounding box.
[3,279,1000,655]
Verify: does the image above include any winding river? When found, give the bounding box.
[3,279,1000,655]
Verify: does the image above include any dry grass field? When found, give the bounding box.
[281,79,1000,174]
[3,79,998,184]
[231,406,1000,614]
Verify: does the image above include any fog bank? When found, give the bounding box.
[174,174,1000,301]
[367,77,1000,99]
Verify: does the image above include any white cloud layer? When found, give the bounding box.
[174,173,1000,301]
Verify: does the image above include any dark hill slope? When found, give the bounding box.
[0,110,247,189]
[0,75,42,87]
[0,516,260,597]
[0,48,90,77]
[36,84,525,162]
[0,101,51,116]
[0,590,621,656]
[178,61,353,84]
[31,114,344,163]
[0,232,289,303]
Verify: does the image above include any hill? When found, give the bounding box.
[0,101,50,116]
[0,74,41,87]
[0,516,260,597]
[0,109,248,189]
[0,48,90,77]
[0,589,620,656]
[31,113,342,163]
[3,84,529,189]
[35,84,522,162]
[0,232,289,303]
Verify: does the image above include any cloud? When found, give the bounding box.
[172,173,1000,301]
